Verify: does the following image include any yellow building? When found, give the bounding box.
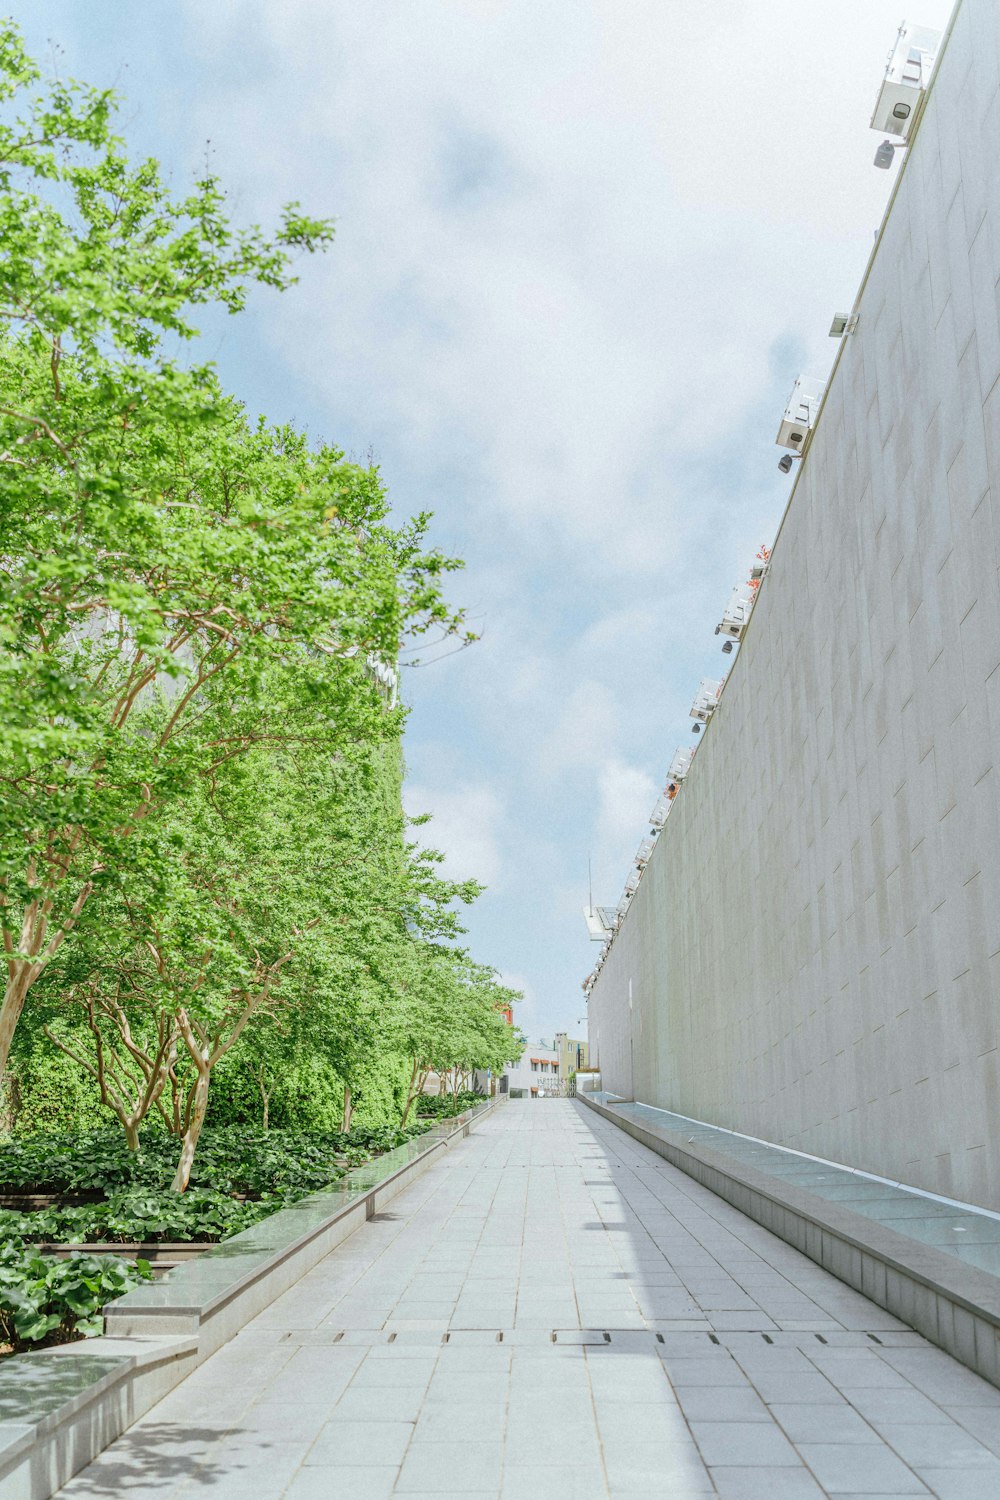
[554,1032,588,1085]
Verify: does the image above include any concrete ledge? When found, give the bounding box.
[578,1092,1000,1388]
[0,1336,196,1500]
[0,1096,501,1499]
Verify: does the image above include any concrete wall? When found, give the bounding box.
[588,0,1000,1211]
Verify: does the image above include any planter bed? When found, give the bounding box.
[0,1107,488,1360]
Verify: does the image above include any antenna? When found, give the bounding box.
[588,854,593,916]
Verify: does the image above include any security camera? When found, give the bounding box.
[778,454,794,474]
[721,640,734,654]
[874,140,897,170]
[692,723,701,734]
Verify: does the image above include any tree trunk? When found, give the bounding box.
[256,1066,271,1132]
[0,966,32,1084]
[123,1120,140,1153]
[172,1067,210,1192]
[1,878,95,1082]
[341,1083,353,1134]
[400,1060,420,1128]
[0,1070,20,1134]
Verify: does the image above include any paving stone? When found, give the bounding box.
[285,1466,400,1499]
[673,1384,772,1422]
[942,1403,1000,1455]
[768,1402,880,1444]
[710,1467,828,1499]
[305,1418,414,1466]
[796,1441,929,1494]
[333,1387,426,1423]
[501,1468,606,1500]
[690,1419,801,1467]
[601,1439,714,1492]
[913,1473,1000,1499]
[592,1401,686,1444]
[416,1406,507,1442]
[660,1356,754,1386]
[395,1440,503,1492]
[750,1371,842,1405]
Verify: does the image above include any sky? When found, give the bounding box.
[21,0,955,1043]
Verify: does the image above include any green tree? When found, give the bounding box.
[0,25,519,1186]
[398,950,522,1124]
[0,27,463,1080]
[39,727,400,1184]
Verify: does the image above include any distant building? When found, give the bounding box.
[503,1033,588,1098]
[503,1041,560,1098]
[555,1032,589,1081]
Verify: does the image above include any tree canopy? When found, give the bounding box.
[0,23,522,1184]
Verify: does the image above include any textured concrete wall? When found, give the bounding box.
[589,0,1000,1210]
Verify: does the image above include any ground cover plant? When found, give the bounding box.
[0,1122,434,1245]
[0,1240,151,1353]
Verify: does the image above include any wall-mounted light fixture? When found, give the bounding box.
[829,312,859,337]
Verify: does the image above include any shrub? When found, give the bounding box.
[0,1240,151,1348]
[4,1024,107,1136]
[0,1189,269,1245]
[415,1091,483,1118]
[205,1052,350,1132]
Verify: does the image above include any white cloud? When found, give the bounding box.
[404,781,505,888]
[179,0,953,579]
[533,678,622,780]
[595,757,659,894]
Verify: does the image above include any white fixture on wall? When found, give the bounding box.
[582,905,613,942]
[716,586,754,643]
[748,546,771,585]
[649,795,671,830]
[870,21,941,140]
[668,747,695,781]
[776,376,825,453]
[829,312,859,338]
[690,678,723,725]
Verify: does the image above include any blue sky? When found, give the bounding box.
[21,0,955,1043]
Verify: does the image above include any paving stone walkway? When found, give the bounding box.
[58,1100,1000,1499]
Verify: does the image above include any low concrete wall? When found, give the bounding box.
[0,1338,198,1500]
